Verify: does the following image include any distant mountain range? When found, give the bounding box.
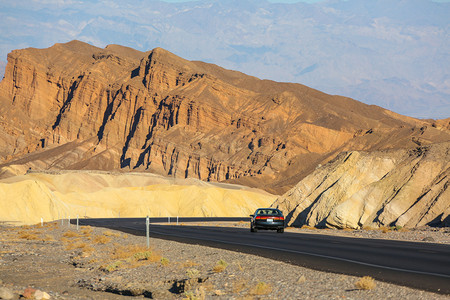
[0,0,449,118]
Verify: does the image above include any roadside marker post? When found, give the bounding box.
[68,216,70,227]
[76,215,79,231]
[177,216,179,225]
[41,217,43,227]
[168,216,170,224]
[146,216,150,249]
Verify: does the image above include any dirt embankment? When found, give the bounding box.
[0,222,448,299]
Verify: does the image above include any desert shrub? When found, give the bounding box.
[186,268,200,279]
[249,281,272,295]
[133,251,153,261]
[104,260,123,272]
[160,257,170,266]
[212,259,228,273]
[355,276,376,290]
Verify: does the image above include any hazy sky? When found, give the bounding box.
[161,0,450,2]
[0,0,448,118]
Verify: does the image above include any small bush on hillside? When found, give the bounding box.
[355,276,376,290]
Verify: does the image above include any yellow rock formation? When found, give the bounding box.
[0,171,275,225]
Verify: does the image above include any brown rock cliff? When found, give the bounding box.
[1,40,449,194]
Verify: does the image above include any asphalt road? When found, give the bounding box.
[77,217,450,294]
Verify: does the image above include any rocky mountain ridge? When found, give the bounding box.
[0,40,449,195]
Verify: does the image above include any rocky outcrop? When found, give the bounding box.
[273,142,450,228]
[1,41,449,194]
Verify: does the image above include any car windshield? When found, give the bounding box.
[256,209,281,215]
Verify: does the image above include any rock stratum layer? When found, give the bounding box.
[274,142,449,229]
[0,40,449,198]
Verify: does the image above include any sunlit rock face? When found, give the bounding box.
[0,41,449,195]
[274,142,450,229]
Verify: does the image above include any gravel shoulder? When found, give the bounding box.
[0,221,449,299]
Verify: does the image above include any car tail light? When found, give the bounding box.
[256,216,284,220]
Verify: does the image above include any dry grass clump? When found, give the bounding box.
[92,235,111,244]
[63,230,81,238]
[101,244,163,272]
[362,226,378,231]
[212,259,228,273]
[249,281,272,295]
[111,244,158,261]
[42,234,56,242]
[102,230,122,237]
[355,276,376,290]
[18,231,39,240]
[301,225,317,230]
[183,260,199,268]
[65,239,94,252]
[80,226,93,236]
[232,278,248,293]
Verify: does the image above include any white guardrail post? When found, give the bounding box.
[146,216,150,248]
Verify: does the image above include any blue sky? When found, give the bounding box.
[161,0,450,2]
[0,0,449,118]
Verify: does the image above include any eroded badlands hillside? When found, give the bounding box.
[274,141,449,229]
[1,41,449,195]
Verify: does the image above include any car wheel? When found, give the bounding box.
[250,225,257,232]
[277,228,284,233]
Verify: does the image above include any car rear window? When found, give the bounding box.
[257,209,281,215]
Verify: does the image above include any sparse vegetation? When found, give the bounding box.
[183,260,199,268]
[92,235,111,244]
[102,230,122,237]
[249,281,272,295]
[212,259,228,273]
[160,257,170,266]
[63,230,81,238]
[186,268,200,279]
[232,278,248,293]
[355,276,376,290]
[80,226,93,236]
[18,231,39,240]
[104,260,124,272]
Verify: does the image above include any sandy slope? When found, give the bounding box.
[0,170,275,225]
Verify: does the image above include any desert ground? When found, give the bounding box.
[0,221,449,300]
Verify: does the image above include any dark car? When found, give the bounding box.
[250,208,285,233]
